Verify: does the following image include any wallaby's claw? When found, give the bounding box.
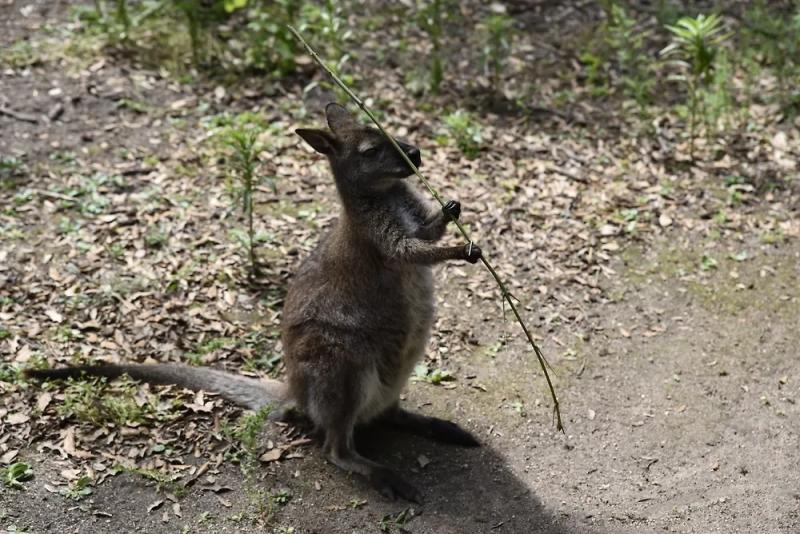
[442,200,461,221]
[464,242,482,264]
[370,468,422,503]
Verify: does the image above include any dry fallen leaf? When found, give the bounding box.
[36,392,53,412]
[6,413,30,425]
[259,448,283,463]
[62,427,93,459]
[60,468,82,481]
[44,309,64,323]
[1,449,19,465]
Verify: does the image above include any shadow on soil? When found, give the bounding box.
[351,429,573,534]
[6,427,579,534]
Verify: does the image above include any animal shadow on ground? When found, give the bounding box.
[351,427,578,534]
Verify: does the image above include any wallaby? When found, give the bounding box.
[26,103,482,502]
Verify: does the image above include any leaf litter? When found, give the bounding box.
[0,0,798,507]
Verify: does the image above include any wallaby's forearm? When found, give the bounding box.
[390,240,478,265]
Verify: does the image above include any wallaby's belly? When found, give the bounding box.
[282,246,435,425]
[355,265,434,423]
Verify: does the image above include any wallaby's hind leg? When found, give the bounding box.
[383,407,480,447]
[323,422,421,503]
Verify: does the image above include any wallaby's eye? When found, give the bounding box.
[361,145,380,157]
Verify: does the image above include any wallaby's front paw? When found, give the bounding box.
[442,200,461,221]
[370,468,422,503]
[463,242,482,264]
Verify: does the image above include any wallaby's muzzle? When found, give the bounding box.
[405,146,422,169]
[397,140,422,176]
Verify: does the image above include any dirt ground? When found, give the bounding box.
[2,1,799,533]
[3,239,798,533]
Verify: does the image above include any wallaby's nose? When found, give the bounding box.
[405,146,422,168]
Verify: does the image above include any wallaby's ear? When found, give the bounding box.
[295,128,337,155]
[325,103,357,134]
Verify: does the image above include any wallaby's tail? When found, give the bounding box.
[24,364,286,411]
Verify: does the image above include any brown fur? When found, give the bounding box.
[26,103,481,502]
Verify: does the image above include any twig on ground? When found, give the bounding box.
[31,189,79,203]
[0,106,39,124]
[288,26,564,432]
[549,164,588,183]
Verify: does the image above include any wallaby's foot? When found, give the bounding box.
[384,407,480,447]
[324,422,422,503]
[442,200,461,221]
[370,467,422,503]
[268,404,305,424]
[463,242,482,264]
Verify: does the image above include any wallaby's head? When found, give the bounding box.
[296,103,421,191]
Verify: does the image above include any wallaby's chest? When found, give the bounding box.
[394,203,423,235]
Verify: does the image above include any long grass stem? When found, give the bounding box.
[288,25,564,432]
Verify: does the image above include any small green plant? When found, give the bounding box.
[58,375,176,427]
[144,227,168,249]
[442,110,482,158]
[113,0,131,35]
[703,49,734,135]
[580,2,652,105]
[244,1,350,77]
[0,156,24,181]
[86,0,132,40]
[379,507,415,533]
[107,242,126,261]
[271,489,292,505]
[243,352,282,374]
[0,362,20,384]
[661,13,730,159]
[58,173,122,216]
[301,0,351,66]
[1,462,33,489]
[225,128,267,280]
[349,498,367,509]
[606,4,653,108]
[742,2,800,115]
[240,1,300,75]
[579,50,609,97]
[510,399,527,417]
[479,12,515,94]
[414,0,455,94]
[115,465,185,495]
[228,407,271,454]
[412,363,454,385]
[223,406,272,474]
[700,253,718,271]
[0,39,43,68]
[60,475,94,500]
[78,1,312,74]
